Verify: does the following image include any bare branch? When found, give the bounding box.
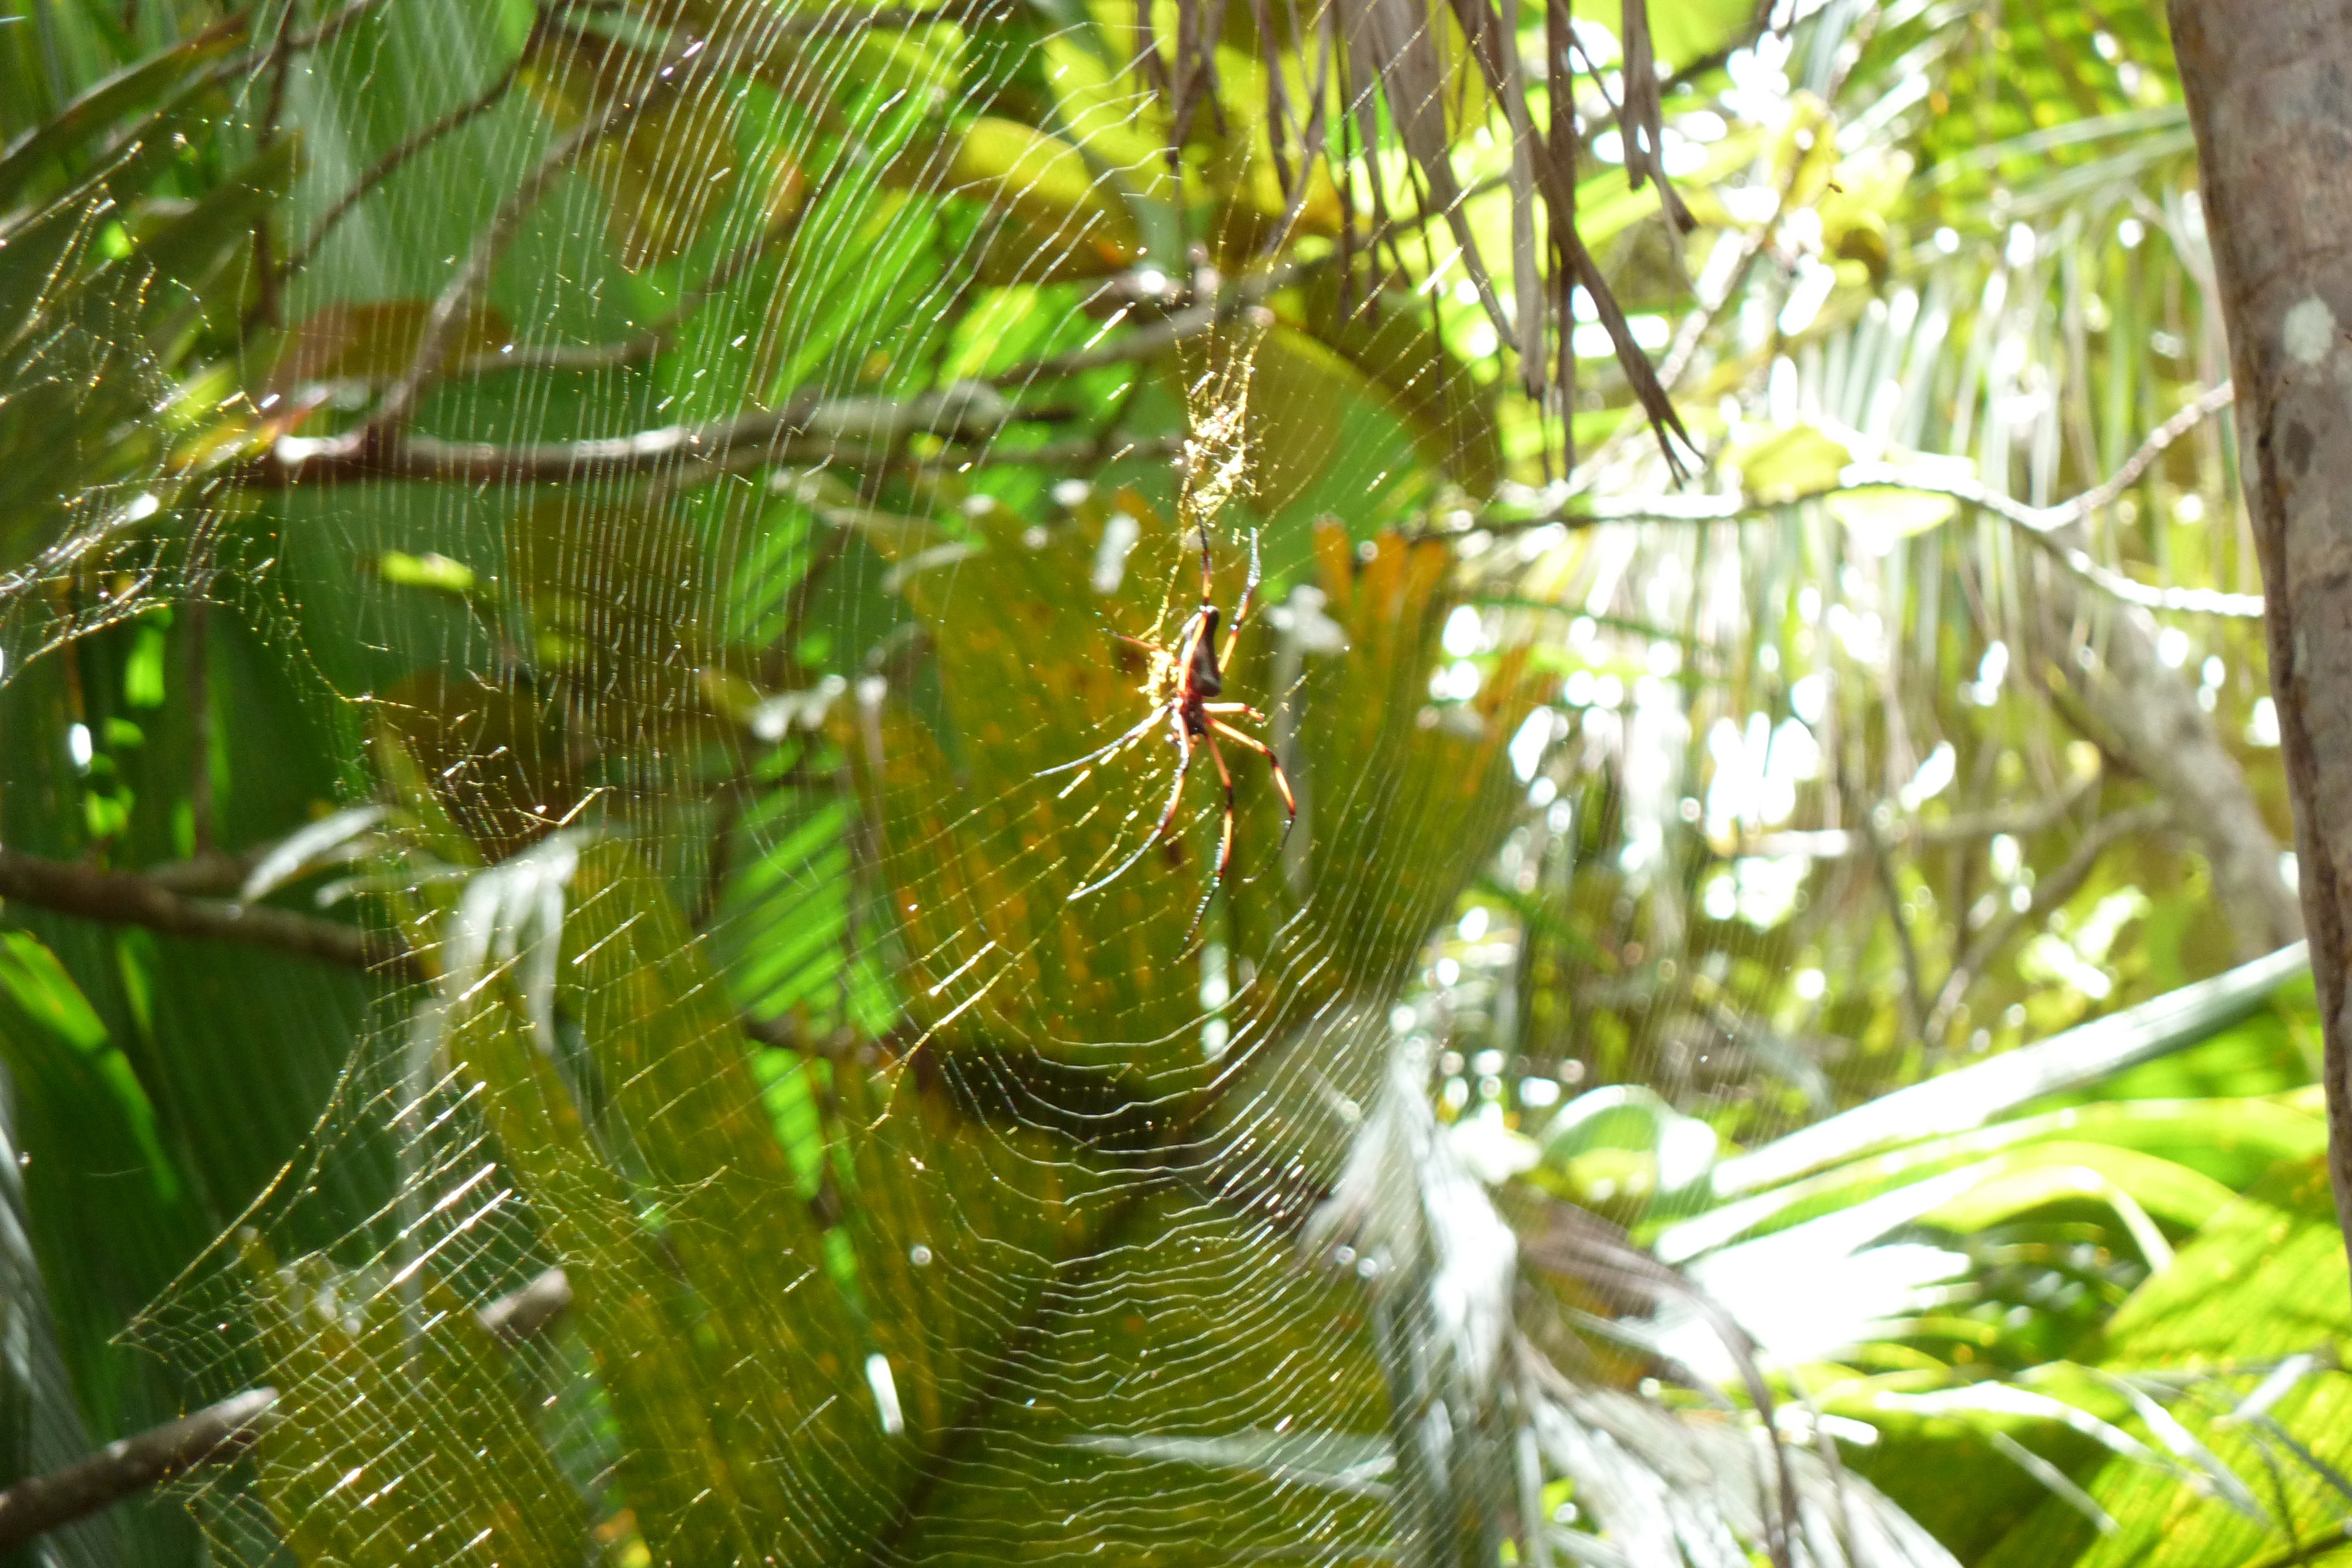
[1734,770,2100,860]
[138,848,252,897]
[1477,383,2260,618]
[0,1388,278,1553]
[0,848,419,981]
[275,9,546,286]
[245,382,1051,487]
[0,1267,573,1550]
[1841,381,2253,616]
[988,262,1313,386]
[1923,801,2174,1045]
[1861,803,1928,1038]
[365,91,643,440]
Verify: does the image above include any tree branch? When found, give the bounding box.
[251,252,1282,490]
[1923,801,2173,1045]
[0,1389,279,1553]
[364,89,643,442]
[1476,382,2261,618]
[244,382,1035,487]
[1733,770,2100,860]
[0,848,418,981]
[1861,804,1928,1038]
[0,1268,572,1550]
[273,8,546,288]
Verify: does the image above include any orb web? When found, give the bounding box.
[0,4,2001,1567]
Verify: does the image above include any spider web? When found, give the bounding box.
[0,4,1993,1567]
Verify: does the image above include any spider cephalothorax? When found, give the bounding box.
[1039,529,1298,931]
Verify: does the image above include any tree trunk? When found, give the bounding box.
[2174,0,2352,1256]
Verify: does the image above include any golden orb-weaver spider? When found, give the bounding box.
[1039,528,1298,929]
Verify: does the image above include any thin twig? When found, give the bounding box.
[272,8,546,289]
[1859,801,1927,1039]
[1923,800,2173,1045]
[246,0,302,330]
[363,96,643,441]
[1733,769,2100,860]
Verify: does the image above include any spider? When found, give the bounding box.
[1039,527,1298,929]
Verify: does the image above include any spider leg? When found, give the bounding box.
[1067,712,1194,902]
[1184,724,1240,942]
[1200,701,1268,723]
[1218,529,1264,670]
[1208,718,1298,840]
[1035,707,1164,780]
[1045,717,1163,800]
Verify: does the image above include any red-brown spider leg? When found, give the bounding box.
[1218,530,1264,670]
[1208,718,1298,841]
[1204,726,1238,883]
[1200,701,1268,724]
[1184,726,1240,941]
[1067,712,1194,902]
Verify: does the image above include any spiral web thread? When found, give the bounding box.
[81,5,1960,1568]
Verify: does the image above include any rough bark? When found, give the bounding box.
[2174,0,2352,1256]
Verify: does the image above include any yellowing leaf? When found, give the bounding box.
[1825,484,1960,543]
[1731,422,1853,504]
[1037,34,1170,200]
[1572,0,1754,68]
[1297,278,1503,494]
[916,116,1145,282]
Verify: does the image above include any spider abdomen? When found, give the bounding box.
[1189,604,1224,699]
